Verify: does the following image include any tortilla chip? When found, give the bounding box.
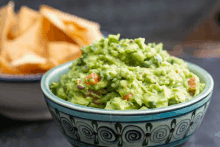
[0,2,102,75]
[40,5,102,47]
[11,52,54,74]
[8,15,19,40]
[1,1,16,57]
[48,41,81,64]
[11,52,47,66]
[16,64,47,74]
[62,51,82,64]
[0,5,8,49]
[42,17,76,43]
[4,18,47,61]
[39,59,57,70]
[0,55,21,74]
[17,6,41,35]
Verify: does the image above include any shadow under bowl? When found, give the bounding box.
[41,60,213,147]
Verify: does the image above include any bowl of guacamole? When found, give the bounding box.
[49,34,206,110]
[41,34,213,147]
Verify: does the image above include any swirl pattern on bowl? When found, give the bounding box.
[46,98,210,147]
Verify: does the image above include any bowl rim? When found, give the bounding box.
[41,60,214,115]
[0,73,43,82]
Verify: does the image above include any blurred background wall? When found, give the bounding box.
[1,0,220,53]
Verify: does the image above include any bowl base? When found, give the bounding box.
[65,134,191,147]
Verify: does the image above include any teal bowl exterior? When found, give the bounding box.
[41,60,213,147]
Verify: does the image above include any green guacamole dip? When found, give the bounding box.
[50,34,206,110]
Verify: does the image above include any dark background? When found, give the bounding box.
[1,0,220,147]
[1,0,220,43]
[1,0,220,56]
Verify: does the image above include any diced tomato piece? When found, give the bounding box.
[188,77,196,94]
[123,93,133,101]
[85,73,100,85]
[78,79,81,84]
[188,77,196,88]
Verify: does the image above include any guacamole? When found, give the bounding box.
[50,34,206,110]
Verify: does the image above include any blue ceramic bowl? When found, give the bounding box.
[41,60,213,147]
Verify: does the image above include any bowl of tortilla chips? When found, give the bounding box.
[0,1,102,120]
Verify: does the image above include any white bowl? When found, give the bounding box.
[0,74,52,120]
